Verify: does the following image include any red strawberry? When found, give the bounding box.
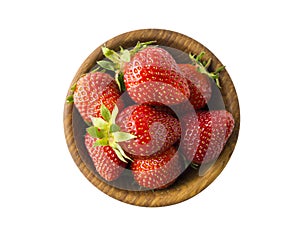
[97,43,190,106]
[84,103,181,184]
[116,105,181,157]
[123,47,190,105]
[177,64,212,110]
[131,146,181,189]
[181,110,234,164]
[70,72,123,123]
[85,133,127,181]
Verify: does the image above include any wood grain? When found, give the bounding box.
[63,29,240,207]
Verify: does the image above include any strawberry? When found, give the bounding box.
[171,53,225,113]
[97,42,190,106]
[181,110,234,164]
[85,104,135,164]
[116,104,181,157]
[84,103,181,184]
[67,72,123,123]
[177,64,212,110]
[131,146,181,189]
[123,47,190,105]
[85,133,126,181]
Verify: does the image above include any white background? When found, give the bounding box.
[1,0,299,235]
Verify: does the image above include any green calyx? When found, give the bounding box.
[94,41,156,91]
[189,52,225,88]
[66,95,74,104]
[66,83,77,104]
[86,104,136,163]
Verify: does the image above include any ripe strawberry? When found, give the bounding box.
[98,43,190,106]
[85,133,127,181]
[181,110,234,164]
[69,72,123,123]
[131,146,181,189]
[177,64,212,110]
[116,105,181,157]
[123,47,190,105]
[84,103,181,184]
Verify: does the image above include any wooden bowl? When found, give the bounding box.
[63,29,240,207]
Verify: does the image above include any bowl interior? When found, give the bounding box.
[64,29,240,207]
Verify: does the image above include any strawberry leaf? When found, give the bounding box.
[70,83,77,91]
[215,65,226,74]
[190,52,224,88]
[113,132,136,142]
[111,105,119,124]
[131,41,156,55]
[102,47,121,65]
[112,148,127,163]
[93,138,108,147]
[101,104,111,122]
[120,50,130,62]
[66,95,74,103]
[110,124,120,133]
[115,72,126,92]
[114,143,133,162]
[97,60,115,71]
[87,126,101,138]
[91,116,108,129]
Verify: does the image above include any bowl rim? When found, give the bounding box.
[63,28,240,207]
